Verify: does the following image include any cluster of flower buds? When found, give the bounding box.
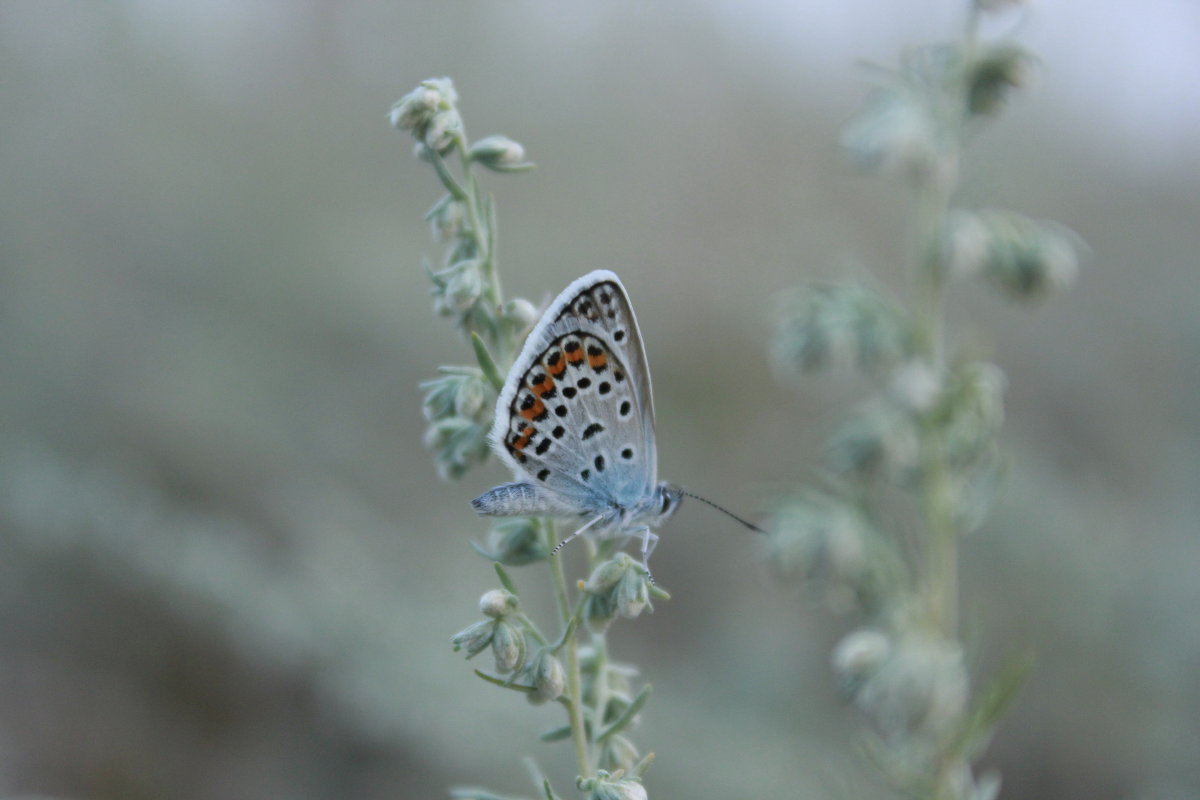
[577,645,647,772]
[392,77,539,483]
[965,44,1035,116]
[451,588,528,674]
[765,489,903,613]
[420,369,490,480]
[451,588,567,702]
[943,208,1080,299]
[842,82,953,186]
[833,627,968,743]
[830,624,1005,800]
[771,284,911,378]
[523,647,567,704]
[581,554,657,630]
[388,77,462,156]
[842,35,1035,187]
[472,517,548,565]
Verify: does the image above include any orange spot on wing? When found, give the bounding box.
[513,426,535,450]
[548,359,566,376]
[566,348,584,365]
[520,399,545,420]
[531,375,556,396]
[587,351,607,370]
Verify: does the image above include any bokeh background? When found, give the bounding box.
[2,2,1198,799]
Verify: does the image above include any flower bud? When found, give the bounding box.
[583,555,653,629]
[967,44,1035,116]
[842,89,952,186]
[503,297,540,330]
[450,620,495,658]
[832,628,892,696]
[427,195,466,243]
[453,374,487,419]
[856,632,967,738]
[443,260,484,312]
[476,517,547,566]
[952,209,1081,299]
[827,404,919,479]
[424,108,463,154]
[584,554,631,594]
[478,588,518,619]
[491,619,526,674]
[765,493,843,579]
[528,649,566,702]
[387,86,438,133]
[388,78,456,133]
[468,135,530,171]
[614,566,650,619]
[943,209,991,279]
[420,374,459,422]
[889,361,942,413]
[424,417,488,480]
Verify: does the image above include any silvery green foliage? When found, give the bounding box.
[393,77,536,482]
[768,3,1080,799]
[394,79,659,798]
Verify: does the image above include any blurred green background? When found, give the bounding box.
[2,2,1197,799]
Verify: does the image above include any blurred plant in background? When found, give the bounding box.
[391,78,658,800]
[766,2,1082,799]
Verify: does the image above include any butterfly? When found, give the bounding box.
[472,271,763,579]
[471,270,684,580]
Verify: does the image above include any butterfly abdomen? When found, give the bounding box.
[472,481,605,519]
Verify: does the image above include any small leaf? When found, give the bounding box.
[494,562,519,596]
[630,751,656,780]
[597,684,651,742]
[472,332,506,391]
[473,669,536,694]
[953,650,1035,760]
[539,724,572,742]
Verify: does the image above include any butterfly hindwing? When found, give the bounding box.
[489,271,657,511]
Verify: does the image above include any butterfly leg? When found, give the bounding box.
[550,514,604,558]
[635,526,660,585]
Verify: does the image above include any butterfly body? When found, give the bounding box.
[472,270,682,571]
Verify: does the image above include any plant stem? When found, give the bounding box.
[545,520,591,778]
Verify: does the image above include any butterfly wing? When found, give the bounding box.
[488,270,657,513]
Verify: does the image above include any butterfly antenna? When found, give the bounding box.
[682,491,766,534]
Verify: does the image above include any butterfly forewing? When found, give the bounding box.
[490,271,657,510]
[552,275,655,429]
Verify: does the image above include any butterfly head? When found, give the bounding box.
[648,482,684,526]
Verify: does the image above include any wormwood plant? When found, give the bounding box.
[766,3,1081,799]
[390,79,657,800]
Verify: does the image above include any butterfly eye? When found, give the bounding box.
[660,494,672,514]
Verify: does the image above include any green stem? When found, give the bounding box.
[545,520,591,778]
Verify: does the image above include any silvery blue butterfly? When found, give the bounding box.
[472,270,763,577]
[472,270,684,578]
